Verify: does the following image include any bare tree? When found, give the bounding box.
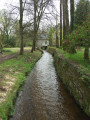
[31,0,52,52]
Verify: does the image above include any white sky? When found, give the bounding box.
[0,0,60,11]
[0,0,19,10]
[0,0,78,27]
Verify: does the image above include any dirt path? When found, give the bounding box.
[0,53,19,64]
[0,52,19,91]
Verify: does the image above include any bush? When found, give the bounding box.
[3,36,16,47]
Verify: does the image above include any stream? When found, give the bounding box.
[11,51,89,120]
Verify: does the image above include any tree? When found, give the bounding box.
[66,0,69,34]
[19,0,24,55]
[83,14,90,59]
[60,0,62,46]
[0,29,4,53]
[70,0,74,32]
[63,0,66,38]
[48,27,54,46]
[31,0,52,52]
[0,10,15,50]
[56,14,59,48]
[31,0,37,52]
[74,0,90,59]
[74,0,90,26]
[63,14,90,59]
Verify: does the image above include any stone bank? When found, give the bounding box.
[48,47,90,117]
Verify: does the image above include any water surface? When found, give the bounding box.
[11,51,89,120]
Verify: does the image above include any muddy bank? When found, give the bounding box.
[11,51,89,120]
[0,53,18,64]
[48,47,90,117]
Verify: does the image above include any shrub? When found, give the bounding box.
[63,14,90,59]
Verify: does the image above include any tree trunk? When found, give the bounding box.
[70,0,74,32]
[31,32,37,52]
[56,32,59,48]
[60,0,62,46]
[49,38,52,46]
[66,0,69,34]
[84,46,89,60]
[19,0,24,55]
[0,44,3,54]
[63,0,66,38]
[6,29,9,42]
[56,14,59,48]
[31,0,37,52]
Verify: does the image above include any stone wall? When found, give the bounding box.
[48,47,90,117]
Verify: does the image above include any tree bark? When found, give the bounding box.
[31,0,37,52]
[49,38,52,46]
[56,14,59,48]
[63,0,66,38]
[84,46,89,60]
[19,0,24,55]
[60,0,62,46]
[66,0,69,34]
[0,45,2,53]
[70,0,74,32]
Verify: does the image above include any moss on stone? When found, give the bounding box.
[48,47,90,117]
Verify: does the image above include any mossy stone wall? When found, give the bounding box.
[48,47,90,117]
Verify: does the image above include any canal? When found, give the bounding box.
[11,51,89,120]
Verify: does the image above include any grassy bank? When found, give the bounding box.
[0,50,42,120]
[1,47,31,55]
[49,47,90,73]
[59,49,90,72]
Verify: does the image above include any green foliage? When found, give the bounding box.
[0,10,17,49]
[3,36,16,47]
[84,100,89,115]
[75,0,90,25]
[63,33,76,53]
[82,75,90,83]
[63,14,90,56]
[63,0,90,56]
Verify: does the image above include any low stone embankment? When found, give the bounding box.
[48,47,90,117]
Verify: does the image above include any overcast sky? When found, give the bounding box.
[0,0,19,10]
[0,0,79,28]
[0,0,59,11]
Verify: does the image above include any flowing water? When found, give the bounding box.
[11,51,89,120]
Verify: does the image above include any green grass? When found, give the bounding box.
[58,48,90,73]
[0,51,42,120]
[49,47,90,73]
[2,47,31,55]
